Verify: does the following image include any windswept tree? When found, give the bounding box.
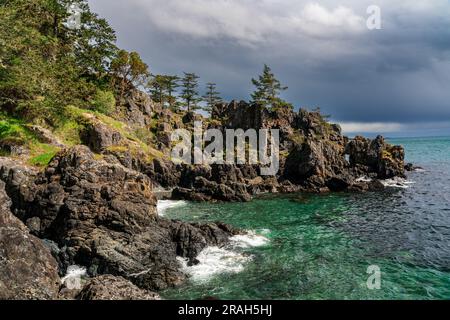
[110,50,149,101]
[202,82,222,115]
[147,74,166,104]
[163,75,180,110]
[251,64,291,109]
[147,74,179,109]
[180,72,201,112]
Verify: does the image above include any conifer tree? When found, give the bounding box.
[202,82,222,115]
[163,75,180,110]
[147,74,166,104]
[180,72,201,112]
[251,64,290,109]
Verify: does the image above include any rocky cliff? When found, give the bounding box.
[0,146,239,299]
[0,89,409,299]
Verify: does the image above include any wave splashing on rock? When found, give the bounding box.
[157,200,187,216]
[177,230,269,283]
[381,177,415,189]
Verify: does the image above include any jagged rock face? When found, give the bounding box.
[284,138,349,191]
[82,122,122,153]
[0,147,238,291]
[122,89,155,128]
[0,180,61,300]
[346,135,405,179]
[216,100,296,131]
[76,275,160,300]
[27,125,65,148]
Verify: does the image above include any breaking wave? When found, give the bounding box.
[157,200,187,216]
[178,230,269,283]
[381,177,415,189]
[61,265,87,286]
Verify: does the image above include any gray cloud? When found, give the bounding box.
[88,0,450,135]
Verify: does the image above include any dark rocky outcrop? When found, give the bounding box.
[81,121,122,153]
[76,275,160,300]
[346,135,405,179]
[0,180,61,300]
[0,147,238,292]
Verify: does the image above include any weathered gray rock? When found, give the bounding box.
[346,135,405,179]
[0,180,60,300]
[0,147,238,292]
[82,122,122,153]
[76,275,160,300]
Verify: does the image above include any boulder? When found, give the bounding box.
[0,181,60,300]
[82,122,122,153]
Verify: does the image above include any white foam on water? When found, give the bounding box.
[61,265,87,285]
[177,247,252,283]
[356,176,372,183]
[381,177,415,189]
[157,200,187,216]
[230,230,270,248]
[178,230,270,283]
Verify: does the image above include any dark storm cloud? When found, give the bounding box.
[88,0,450,135]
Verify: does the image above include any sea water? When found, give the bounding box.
[161,136,450,300]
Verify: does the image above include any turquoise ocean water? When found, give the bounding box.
[161,137,450,300]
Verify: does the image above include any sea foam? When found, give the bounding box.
[157,200,187,216]
[381,177,415,189]
[61,265,87,287]
[178,230,269,283]
[230,230,270,248]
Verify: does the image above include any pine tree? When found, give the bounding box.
[251,64,290,109]
[163,75,180,110]
[147,74,166,104]
[202,82,222,115]
[180,72,200,112]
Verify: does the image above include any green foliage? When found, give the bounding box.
[91,89,116,115]
[0,0,117,124]
[164,75,180,110]
[147,74,166,104]
[110,50,149,101]
[251,64,291,110]
[202,82,222,115]
[0,117,34,142]
[147,74,180,109]
[180,72,201,112]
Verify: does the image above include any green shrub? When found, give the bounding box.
[91,89,116,115]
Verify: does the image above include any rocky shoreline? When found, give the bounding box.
[0,91,413,300]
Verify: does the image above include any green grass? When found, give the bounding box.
[0,114,60,166]
[0,116,35,142]
[53,119,82,146]
[29,143,59,166]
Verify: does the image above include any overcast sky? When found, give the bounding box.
[88,0,450,137]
